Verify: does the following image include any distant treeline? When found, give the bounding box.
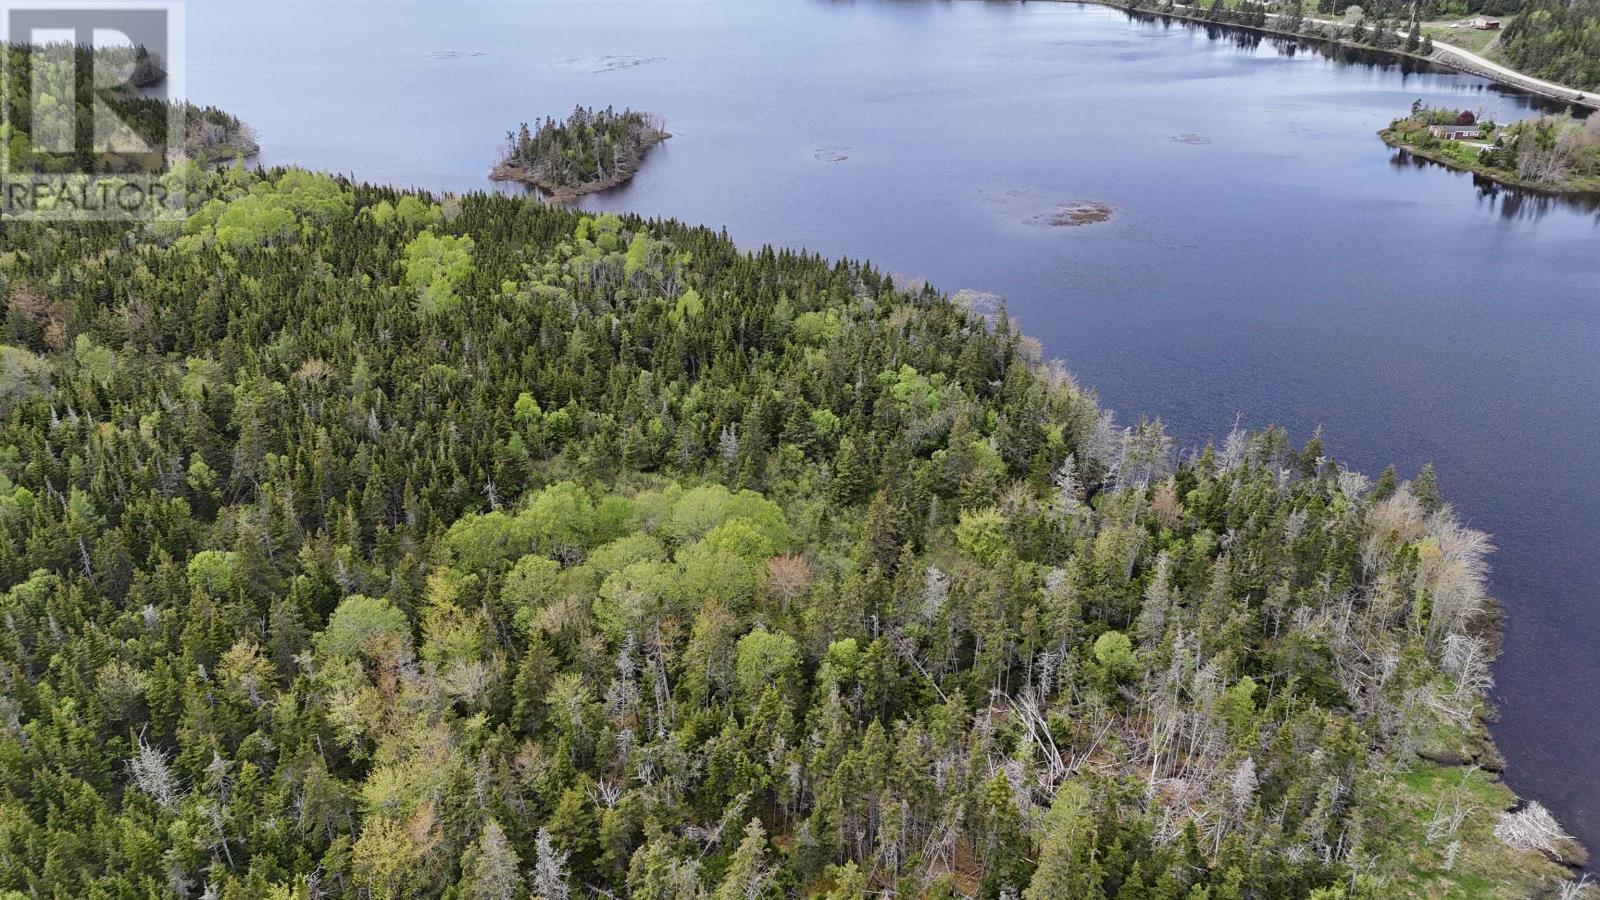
[1,41,257,172]
[1130,0,1438,56]
[1326,0,1520,18]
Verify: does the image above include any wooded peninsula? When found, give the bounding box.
[1381,103,1600,193]
[0,38,1592,900]
[491,105,670,204]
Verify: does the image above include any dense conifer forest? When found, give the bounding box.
[0,160,1585,898]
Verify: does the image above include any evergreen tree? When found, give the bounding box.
[711,819,778,900]
[459,820,524,900]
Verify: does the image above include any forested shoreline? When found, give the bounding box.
[0,42,258,171]
[0,155,1588,897]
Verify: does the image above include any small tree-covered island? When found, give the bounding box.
[1381,102,1600,193]
[491,105,670,204]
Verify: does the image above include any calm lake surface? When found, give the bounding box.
[189,0,1600,852]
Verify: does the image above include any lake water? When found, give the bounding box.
[187,0,1600,853]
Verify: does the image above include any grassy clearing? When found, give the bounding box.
[1422,22,1507,56]
[1363,764,1580,899]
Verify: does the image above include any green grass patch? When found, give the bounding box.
[1365,764,1575,899]
[1421,22,1506,55]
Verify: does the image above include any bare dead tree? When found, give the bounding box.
[1494,802,1572,855]
[129,736,182,811]
[531,827,570,900]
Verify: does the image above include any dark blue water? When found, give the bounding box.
[188,0,1600,851]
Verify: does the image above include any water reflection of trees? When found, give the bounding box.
[1473,178,1600,220]
[1388,147,1600,221]
[1128,10,1450,72]
[1124,9,1590,118]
